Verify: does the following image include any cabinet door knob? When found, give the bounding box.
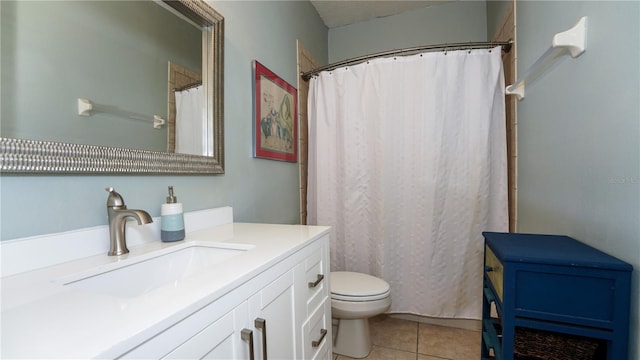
[241,329,255,360]
[308,274,325,288]
[254,318,268,360]
[311,328,328,348]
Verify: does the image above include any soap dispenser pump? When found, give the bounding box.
[161,186,185,242]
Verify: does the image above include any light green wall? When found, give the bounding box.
[328,1,487,63]
[5,2,636,354]
[1,1,201,151]
[486,0,511,38]
[0,1,328,240]
[513,2,639,358]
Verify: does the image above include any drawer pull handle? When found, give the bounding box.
[308,274,325,288]
[241,329,255,360]
[311,328,328,347]
[255,318,268,360]
[484,266,494,272]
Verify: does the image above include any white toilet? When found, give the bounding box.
[330,271,391,358]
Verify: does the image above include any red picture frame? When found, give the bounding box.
[253,60,298,162]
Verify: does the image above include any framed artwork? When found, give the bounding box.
[253,60,298,162]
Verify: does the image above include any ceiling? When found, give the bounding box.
[310,0,454,28]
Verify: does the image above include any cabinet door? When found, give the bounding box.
[164,301,251,360]
[249,269,297,360]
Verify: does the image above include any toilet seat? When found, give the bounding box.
[331,271,391,301]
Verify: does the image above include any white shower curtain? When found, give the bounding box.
[307,47,508,319]
[175,85,204,155]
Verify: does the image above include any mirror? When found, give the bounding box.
[0,0,224,174]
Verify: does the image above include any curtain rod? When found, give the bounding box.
[301,41,513,81]
[174,81,202,92]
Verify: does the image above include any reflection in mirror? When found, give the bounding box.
[170,63,203,154]
[0,0,224,173]
[2,1,202,153]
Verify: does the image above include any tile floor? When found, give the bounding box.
[332,315,482,360]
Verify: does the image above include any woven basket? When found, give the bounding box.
[514,327,602,360]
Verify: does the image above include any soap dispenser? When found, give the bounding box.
[161,186,185,242]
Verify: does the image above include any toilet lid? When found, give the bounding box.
[330,271,391,301]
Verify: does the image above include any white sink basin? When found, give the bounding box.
[56,242,253,298]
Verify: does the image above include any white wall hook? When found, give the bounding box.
[505,83,525,101]
[78,98,93,116]
[153,115,165,129]
[552,16,587,58]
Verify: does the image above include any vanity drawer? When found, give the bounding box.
[305,245,327,315]
[484,245,503,302]
[302,298,331,360]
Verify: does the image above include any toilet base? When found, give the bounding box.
[333,318,372,359]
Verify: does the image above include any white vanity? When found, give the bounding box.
[1,207,332,359]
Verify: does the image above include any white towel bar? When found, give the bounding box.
[77,98,165,129]
[506,16,587,101]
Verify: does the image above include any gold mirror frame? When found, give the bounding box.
[0,0,224,174]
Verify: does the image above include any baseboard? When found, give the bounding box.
[389,313,481,331]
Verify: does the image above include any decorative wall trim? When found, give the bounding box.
[491,0,517,232]
[0,138,222,174]
[297,41,321,225]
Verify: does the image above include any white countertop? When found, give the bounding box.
[1,222,330,359]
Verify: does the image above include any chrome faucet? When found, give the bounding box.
[105,187,153,256]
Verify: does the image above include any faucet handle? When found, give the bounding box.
[105,187,126,208]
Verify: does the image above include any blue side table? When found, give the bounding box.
[481,232,632,360]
